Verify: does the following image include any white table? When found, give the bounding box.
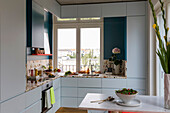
[79,93,170,113]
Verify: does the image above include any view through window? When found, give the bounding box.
[80,28,100,72]
[58,28,76,72]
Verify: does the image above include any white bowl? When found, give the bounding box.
[116,92,137,104]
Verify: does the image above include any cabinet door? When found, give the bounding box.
[62,87,77,97]
[54,87,60,99]
[78,88,101,98]
[127,16,147,78]
[78,78,102,88]
[32,1,44,48]
[127,1,146,16]
[25,101,41,113]
[61,78,77,87]
[61,97,77,108]
[102,3,126,17]
[61,5,77,18]
[1,94,25,113]
[25,86,41,108]
[78,4,101,18]
[102,79,126,88]
[0,0,26,101]
[53,78,60,90]
[78,98,84,106]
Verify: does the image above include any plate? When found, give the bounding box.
[116,99,141,107]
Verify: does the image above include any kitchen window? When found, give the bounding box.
[80,28,100,72]
[53,17,103,73]
[57,28,77,72]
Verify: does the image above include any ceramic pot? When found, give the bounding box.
[164,74,170,109]
[114,64,120,74]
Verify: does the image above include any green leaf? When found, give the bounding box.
[157,50,167,73]
[167,45,170,73]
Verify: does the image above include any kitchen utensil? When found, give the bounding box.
[90,96,115,104]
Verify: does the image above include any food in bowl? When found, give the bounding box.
[116,88,138,95]
[116,88,138,104]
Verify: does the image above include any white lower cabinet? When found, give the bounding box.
[77,98,84,106]
[54,88,61,112]
[25,86,41,108]
[53,78,60,90]
[78,78,102,88]
[24,100,41,113]
[1,93,25,113]
[55,88,61,99]
[62,87,77,97]
[61,78,77,87]
[61,78,147,108]
[78,88,102,98]
[61,97,78,107]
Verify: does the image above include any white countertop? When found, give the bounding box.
[79,93,170,113]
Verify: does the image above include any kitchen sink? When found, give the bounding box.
[82,74,99,76]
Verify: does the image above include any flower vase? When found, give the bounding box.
[164,74,170,109]
[114,64,120,75]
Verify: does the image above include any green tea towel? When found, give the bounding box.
[50,87,56,104]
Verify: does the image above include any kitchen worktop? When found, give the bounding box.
[26,75,60,92]
[26,73,126,92]
[60,74,126,79]
[79,93,170,113]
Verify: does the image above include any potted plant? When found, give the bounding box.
[149,0,170,109]
[112,48,122,74]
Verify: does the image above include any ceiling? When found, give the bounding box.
[56,0,147,5]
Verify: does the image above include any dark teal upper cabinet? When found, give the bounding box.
[27,0,44,48]
[104,17,127,60]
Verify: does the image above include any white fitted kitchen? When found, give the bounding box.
[0,0,169,113]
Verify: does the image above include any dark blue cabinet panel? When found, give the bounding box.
[32,1,44,48]
[44,11,53,54]
[27,1,44,48]
[104,17,127,60]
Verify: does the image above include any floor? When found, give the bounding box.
[56,107,87,113]
[56,107,123,113]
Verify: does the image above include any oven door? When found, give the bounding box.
[42,82,53,113]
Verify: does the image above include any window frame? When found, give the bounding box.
[53,17,103,72]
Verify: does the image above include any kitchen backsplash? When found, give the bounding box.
[26,59,52,76]
[103,60,127,76]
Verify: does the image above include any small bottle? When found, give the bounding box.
[35,68,38,76]
[87,68,90,74]
[31,69,34,76]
